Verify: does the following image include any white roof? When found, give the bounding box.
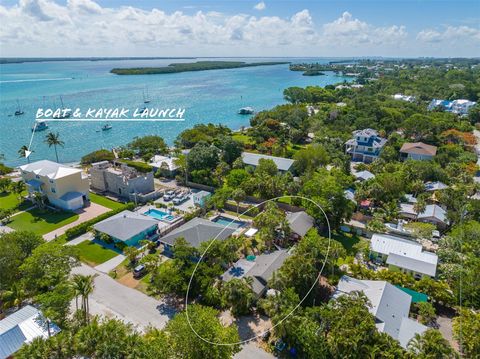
[334,276,426,348]
[371,233,438,276]
[241,152,294,172]
[19,160,81,180]
[0,306,59,359]
[149,155,179,171]
[354,170,375,181]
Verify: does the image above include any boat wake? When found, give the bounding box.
[0,77,74,83]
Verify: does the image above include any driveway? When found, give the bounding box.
[94,254,126,274]
[71,264,175,331]
[43,203,110,241]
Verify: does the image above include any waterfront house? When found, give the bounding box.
[345,129,387,163]
[148,155,179,177]
[0,305,60,359]
[19,160,89,211]
[158,218,235,254]
[333,276,427,348]
[400,142,437,161]
[221,249,290,297]
[90,161,158,203]
[286,211,314,239]
[370,233,438,278]
[93,210,158,246]
[241,152,295,172]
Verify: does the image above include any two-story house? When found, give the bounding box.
[19,160,89,210]
[345,128,387,163]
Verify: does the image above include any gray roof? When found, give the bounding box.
[241,152,294,171]
[222,250,290,295]
[59,191,84,201]
[159,218,235,248]
[334,276,426,349]
[0,305,59,359]
[418,204,447,223]
[354,170,375,181]
[397,318,428,348]
[386,253,437,277]
[93,210,158,242]
[286,211,314,237]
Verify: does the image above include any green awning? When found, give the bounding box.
[395,285,428,303]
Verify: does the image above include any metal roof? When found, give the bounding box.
[387,253,437,277]
[286,211,314,237]
[241,152,294,172]
[93,210,158,242]
[19,160,82,180]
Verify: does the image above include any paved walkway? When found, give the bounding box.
[94,254,126,273]
[43,203,109,241]
[65,232,93,246]
[72,264,174,331]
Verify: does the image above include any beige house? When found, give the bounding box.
[19,160,89,210]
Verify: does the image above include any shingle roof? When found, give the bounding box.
[286,211,314,237]
[400,142,437,156]
[222,250,290,295]
[19,160,82,180]
[93,210,158,242]
[241,152,294,171]
[159,218,235,248]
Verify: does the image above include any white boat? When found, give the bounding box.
[238,107,254,115]
[15,100,24,116]
[101,124,112,131]
[53,96,72,119]
[32,120,48,132]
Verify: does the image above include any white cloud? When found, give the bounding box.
[417,25,480,43]
[254,2,266,11]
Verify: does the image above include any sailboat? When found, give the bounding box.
[53,96,72,119]
[143,87,151,104]
[14,100,24,116]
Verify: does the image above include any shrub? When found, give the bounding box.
[80,149,115,165]
[121,160,153,173]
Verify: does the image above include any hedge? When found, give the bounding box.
[64,202,135,240]
[121,160,153,173]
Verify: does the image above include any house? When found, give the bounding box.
[0,305,60,359]
[221,249,290,296]
[90,161,158,202]
[370,233,438,278]
[345,129,387,163]
[427,99,453,112]
[158,218,235,253]
[192,190,211,207]
[428,99,476,115]
[424,181,448,192]
[333,276,427,349]
[241,152,295,172]
[354,170,375,181]
[400,142,437,161]
[392,94,415,102]
[93,210,158,246]
[19,160,89,211]
[286,211,314,238]
[149,155,179,177]
[417,204,448,229]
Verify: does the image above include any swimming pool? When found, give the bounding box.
[212,216,246,229]
[144,209,176,222]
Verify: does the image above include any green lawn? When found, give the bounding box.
[232,133,255,145]
[0,191,30,211]
[8,208,79,235]
[332,231,367,255]
[89,193,125,210]
[76,240,118,266]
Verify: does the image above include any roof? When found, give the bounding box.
[222,250,290,295]
[334,276,426,349]
[371,233,438,276]
[241,152,295,172]
[417,204,447,224]
[397,318,428,348]
[149,155,179,171]
[159,218,235,248]
[424,181,447,191]
[93,210,158,241]
[0,306,60,359]
[286,211,314,237]
[400,142,437,156]
[348,128,387,148]
[354,170,375,181]
[59,191,84,201]
[19,160,82,180]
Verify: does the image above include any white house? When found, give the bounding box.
[241,152,295,172]
[19,160,89,211]
[333,276,427,349]
[370,233,438,278]
[451,99,477,115]
[393,94,416,102]
[345,129,387,163]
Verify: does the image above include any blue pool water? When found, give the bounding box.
[212,215,246,229]
[0,57,353,166]
[144,209,175,222]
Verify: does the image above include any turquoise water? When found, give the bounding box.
[212,215,246,229]
[0,57,351,166]
[144,208,175,221]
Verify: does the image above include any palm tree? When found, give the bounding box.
[44,132,64,163]
[18,145,33,163]
[11,181,26,202]
[71,274,96,323]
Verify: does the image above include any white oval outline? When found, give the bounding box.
[184,195,331,346]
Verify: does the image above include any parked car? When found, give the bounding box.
[163,193,174,201]
[173,196,187,205]
[133,264,146,279]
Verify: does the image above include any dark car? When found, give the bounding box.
[133,264,146,279]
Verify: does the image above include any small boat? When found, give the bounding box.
[143,87,151,104]
[238,107,254,115]
[53,96,72,119]
[101,124,112,131]
[32,120,48,132]
[15,100,24,116]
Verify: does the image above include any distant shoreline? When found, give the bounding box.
[110,61,290,75]
[0,57,196,65]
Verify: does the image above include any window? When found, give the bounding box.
[51,188,56,193]
[36,175,40,179]
[49,179,54,183]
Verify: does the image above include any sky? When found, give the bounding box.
[0,0,479,57]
